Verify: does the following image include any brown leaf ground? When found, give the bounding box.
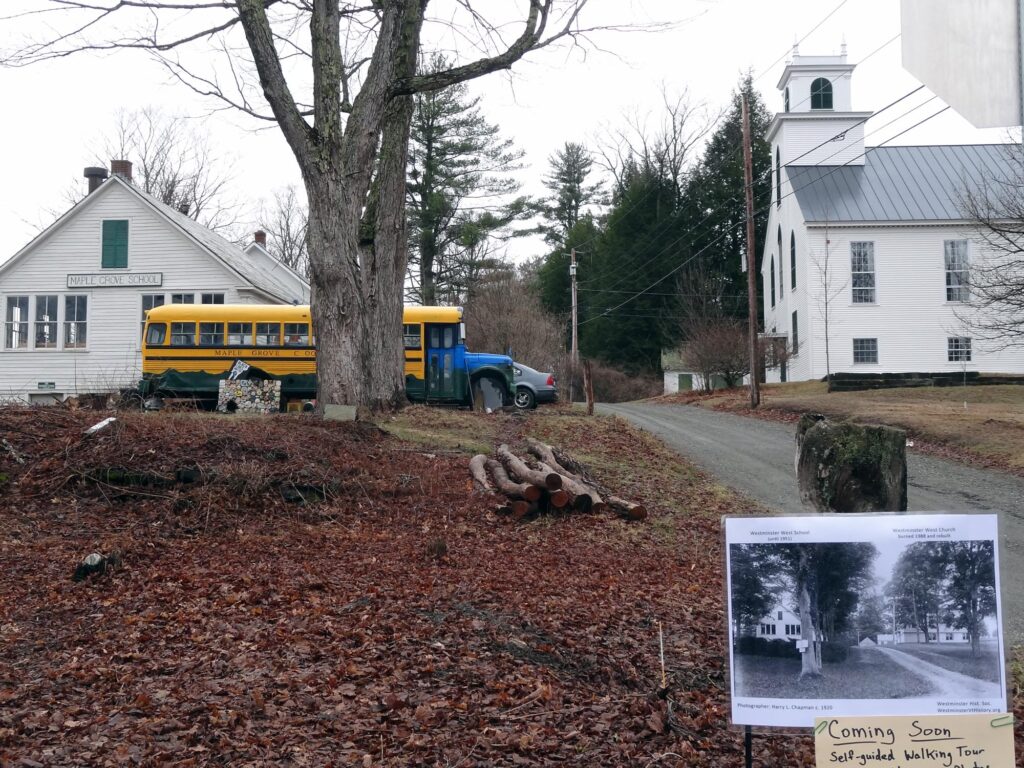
[0,405,1019,766]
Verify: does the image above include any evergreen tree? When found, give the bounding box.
[579,168,684,373]
[407,53,526,305]
[536,216,600,318]
[539,142,604,245]
[680,75,772,323]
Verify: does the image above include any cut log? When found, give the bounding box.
[525,438,575,478]
[608,495,647,521]
[548,489,571,509]
[485,459,544,502]
[510,500,538,520]
[497,444,562,490]
[535,461,605,512]
[469,454,492,492]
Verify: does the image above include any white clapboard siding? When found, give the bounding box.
[0,180,285,402]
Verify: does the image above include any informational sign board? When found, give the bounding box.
[814,713,1015,767]
[724,514,1006,728]
[901,0,1020,128]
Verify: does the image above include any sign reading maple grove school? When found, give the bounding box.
[67,272,163,288]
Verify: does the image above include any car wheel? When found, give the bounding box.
[514,387,536,410]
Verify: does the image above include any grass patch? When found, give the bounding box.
[889,643,1003,683]
[378,405,502,455]
[733,648,933,699]
[666,382,1024,472]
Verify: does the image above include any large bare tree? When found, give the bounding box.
[3,1,631,412]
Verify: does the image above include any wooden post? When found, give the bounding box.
[583,359,594,415]
[742,94,761,409]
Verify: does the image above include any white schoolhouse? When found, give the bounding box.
[761,46,1024,382]
[0,162,309,404]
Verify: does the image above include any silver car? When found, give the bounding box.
[512,362,558,409]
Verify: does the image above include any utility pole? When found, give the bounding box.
[742,94,761,409]
[570,248,579,402]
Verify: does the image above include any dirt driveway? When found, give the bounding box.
[599,402,1024,646]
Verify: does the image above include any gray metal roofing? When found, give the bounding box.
[150,190,309,303]
[788,144,1017,222]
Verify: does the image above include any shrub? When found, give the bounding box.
[821,641,849,664]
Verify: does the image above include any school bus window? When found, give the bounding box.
[170,322,196,346]
[228,322,253,346]
[443,326,455,348]
[146,323,167,346]
[403,323,421,350]
[199,322,224,346]
[255,322,280,346]
[284,323,310,346]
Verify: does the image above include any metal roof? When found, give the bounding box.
[789,144,1017,223]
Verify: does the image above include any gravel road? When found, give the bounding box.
[599,401,1024,646]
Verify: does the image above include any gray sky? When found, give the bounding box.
[0,0,1013,264]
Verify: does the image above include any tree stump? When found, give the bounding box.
[795,413,907,513]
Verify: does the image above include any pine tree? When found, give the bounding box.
[680,75,772,322]
[407,54,526,305]
[539,142,604,245]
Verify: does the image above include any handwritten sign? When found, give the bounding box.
[815,714,1015,767]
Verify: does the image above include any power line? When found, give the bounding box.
[578,104,953,325]
[580,85,929,315]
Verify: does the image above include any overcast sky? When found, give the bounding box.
[0,0,1013,265]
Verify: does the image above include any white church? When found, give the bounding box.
[761,46,1024,382]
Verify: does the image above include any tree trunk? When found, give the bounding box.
[797,548,822,678]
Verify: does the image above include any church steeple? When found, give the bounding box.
[768,43,873,168]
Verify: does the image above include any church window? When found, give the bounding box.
[790,231,797,289]
[811,77,833,110]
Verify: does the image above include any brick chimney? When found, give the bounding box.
[254,230,267,247]
[83,166,108,194]
[110,159,133,183]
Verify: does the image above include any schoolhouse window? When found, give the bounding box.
[101,220,129,268]
[4,296,29,349]
[790,231,797,289]
[784,86,790,112]
[810,77,833,110]
[34,295,58,349]
[791,311,799,354]
[770,257,776,308]
[64,295,88,348]
[141,294,165,340]
[172,293,195,304]
[201,293,225,305]
[777,611,783,621]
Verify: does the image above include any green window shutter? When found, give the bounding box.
[102,220,129,268]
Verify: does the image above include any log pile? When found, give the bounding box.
[470,440,646,522]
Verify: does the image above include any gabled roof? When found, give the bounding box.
[789,144,1017,223]
[0,175,310,304]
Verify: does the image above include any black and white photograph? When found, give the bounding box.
[725,514,1006,727]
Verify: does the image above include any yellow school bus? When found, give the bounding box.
[140,303,514,407]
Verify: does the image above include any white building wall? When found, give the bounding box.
[777,119,868,167]
[0,183,263,402]
[798,224,1024,379]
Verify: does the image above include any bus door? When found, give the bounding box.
[425,323,458,400]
